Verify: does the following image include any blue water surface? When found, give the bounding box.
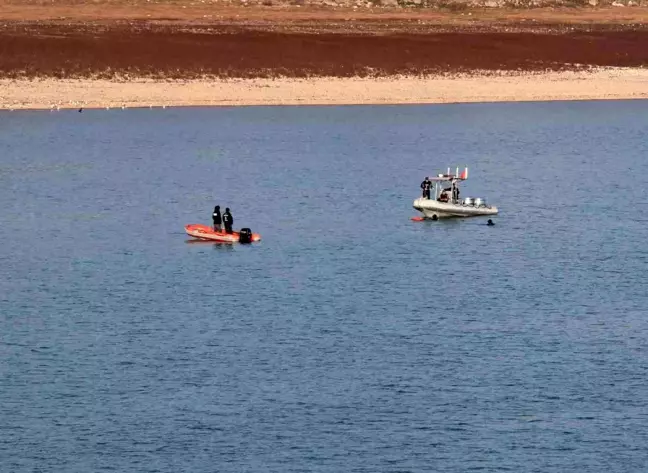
[1,101,647,472]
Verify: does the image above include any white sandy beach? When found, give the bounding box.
[1,68,648,110]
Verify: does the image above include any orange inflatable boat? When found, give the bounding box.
[185,224,261,243]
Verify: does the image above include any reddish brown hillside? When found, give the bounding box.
[2,2,648,78]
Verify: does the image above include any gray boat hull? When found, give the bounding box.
[413,197,498,219]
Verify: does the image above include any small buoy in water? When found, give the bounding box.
[487,219,495,226]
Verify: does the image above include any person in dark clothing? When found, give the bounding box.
[212,205,222,232]
[452,183,460,203]
[420,177,432,199]
[222,208,234,234]
[487,219,495,226]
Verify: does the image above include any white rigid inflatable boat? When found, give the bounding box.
[413,167,498,220]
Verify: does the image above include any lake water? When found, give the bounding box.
[1,101,648,472]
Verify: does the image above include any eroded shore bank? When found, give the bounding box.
[2,3,648,108]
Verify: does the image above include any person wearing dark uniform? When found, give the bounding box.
[212,205,222,232]
[420,177,432,199]
[452,183,459,203]
[222,208,233,234]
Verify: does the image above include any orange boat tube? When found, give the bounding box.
[185,224,261,243]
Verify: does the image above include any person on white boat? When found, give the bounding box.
[212,205,222,232]
[420,177,432,199]
[440,187,451,202]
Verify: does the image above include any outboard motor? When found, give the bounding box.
[239,228,252,244]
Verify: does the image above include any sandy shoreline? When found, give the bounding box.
[2,69,648,110]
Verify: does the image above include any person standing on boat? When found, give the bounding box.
[223,208,234,234]
[212,205,222,232]
[420,177,432,199]
[452,182,460,203]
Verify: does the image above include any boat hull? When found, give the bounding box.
[185,224,261,243]
[413,198,498,219]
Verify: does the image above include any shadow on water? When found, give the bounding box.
[428,216,498,225]
[419,218,463,226]
[184,239,235,250]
